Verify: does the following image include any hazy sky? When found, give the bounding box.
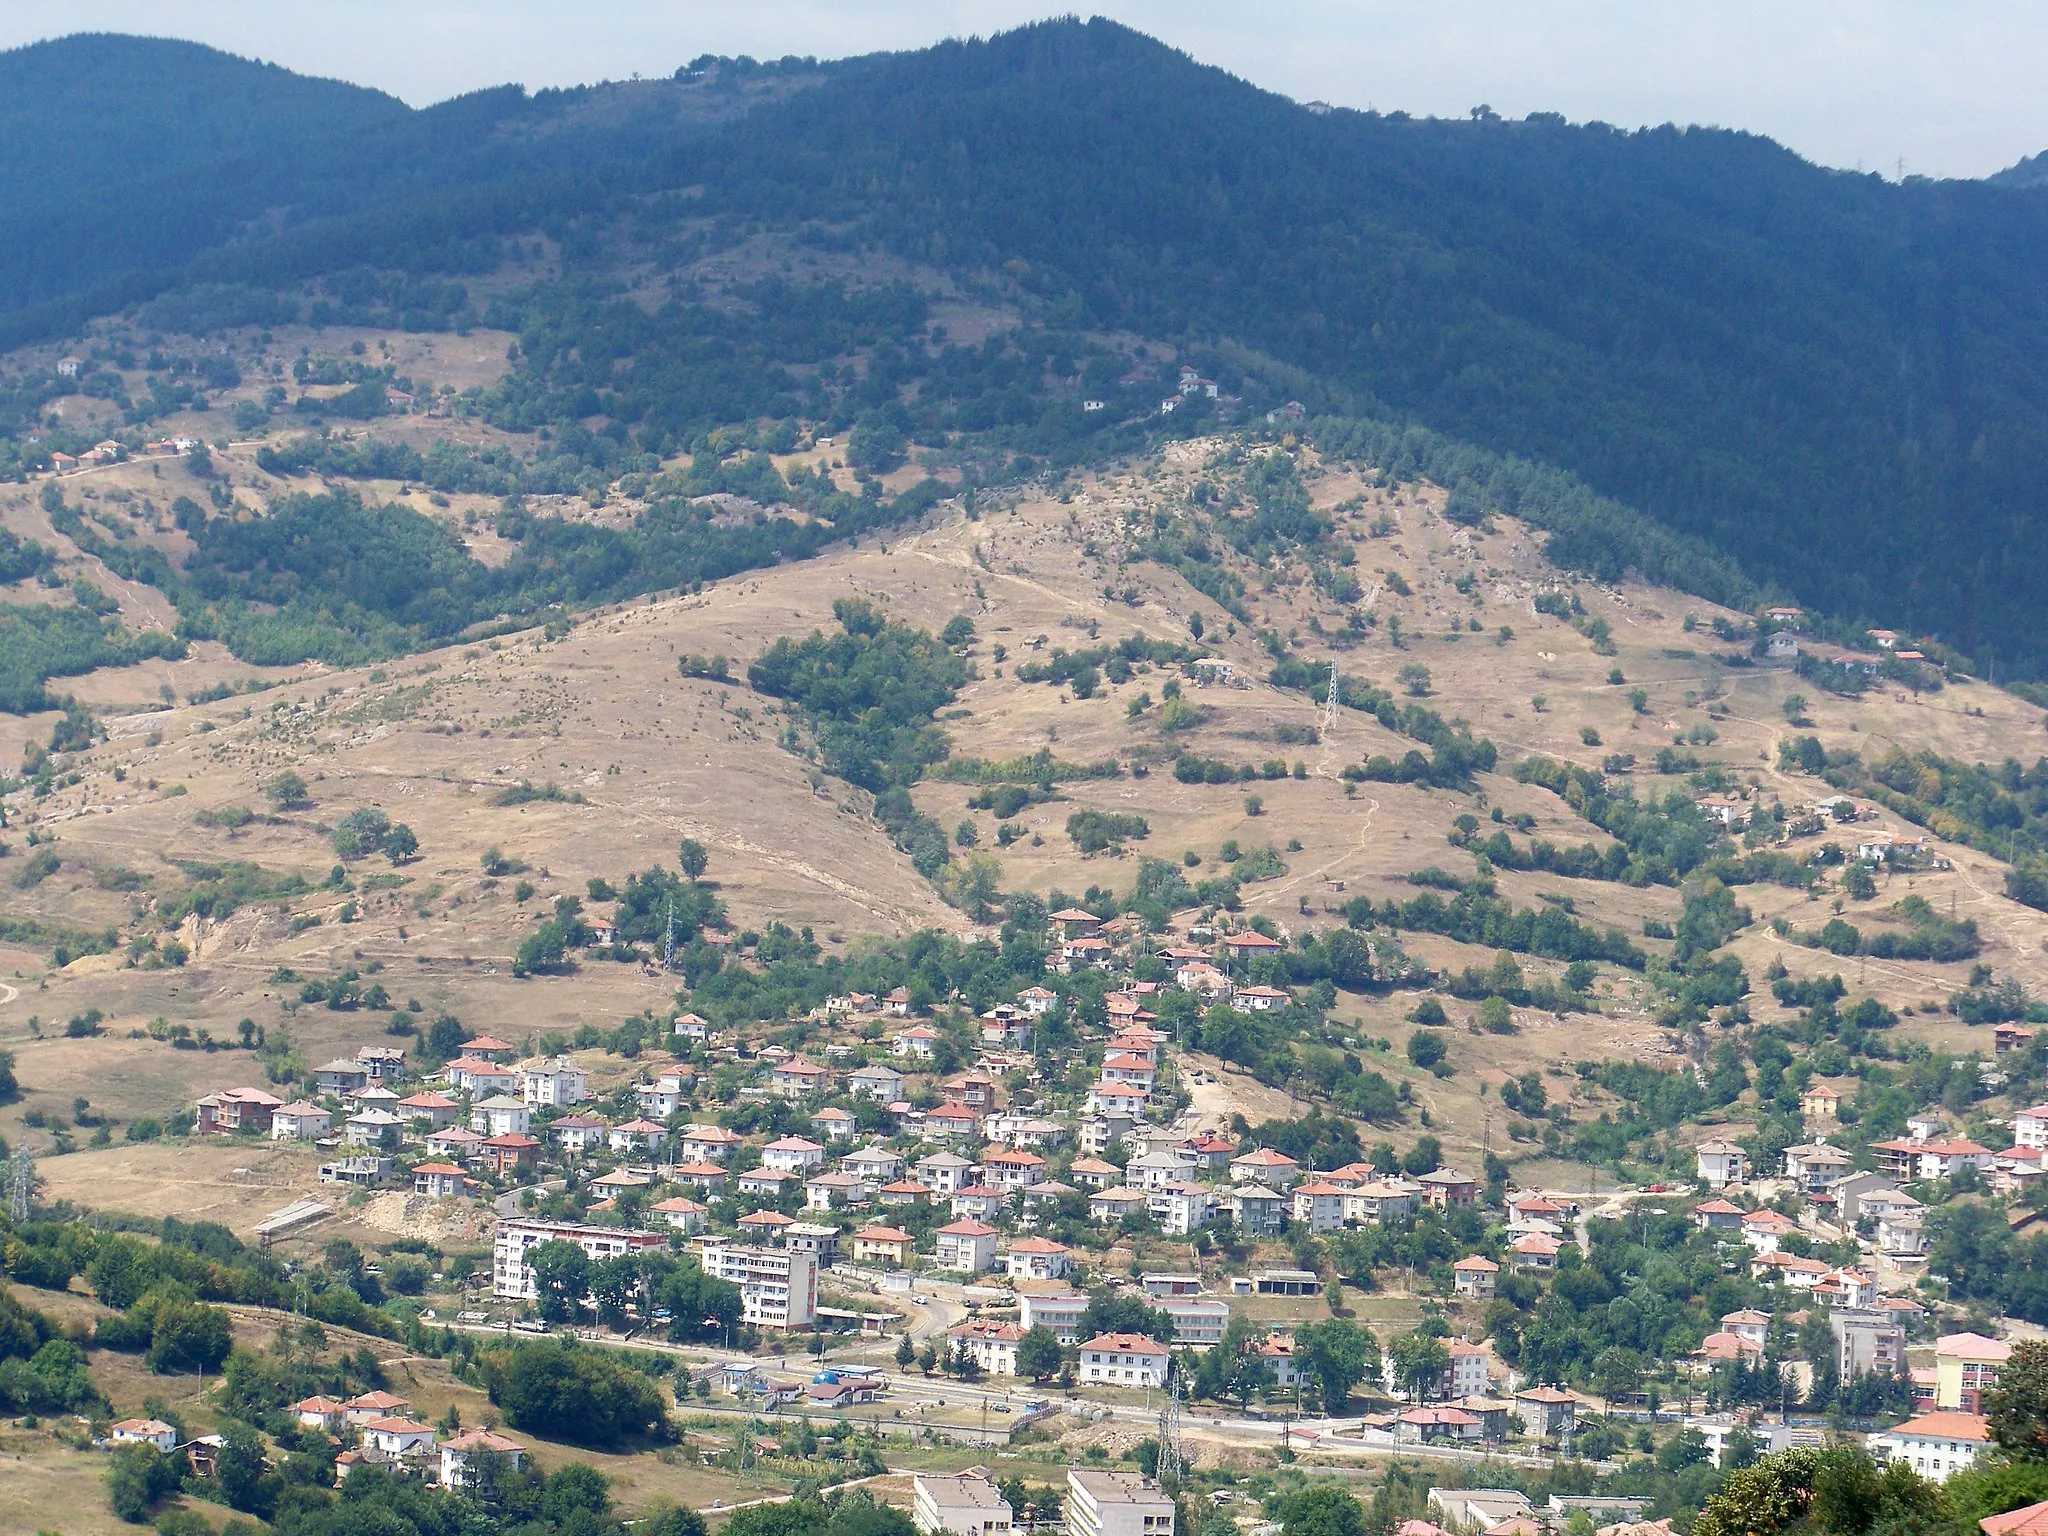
[4,1,2042,180]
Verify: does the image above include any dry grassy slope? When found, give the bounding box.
[4,373,2048,1171]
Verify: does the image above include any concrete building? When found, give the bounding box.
[1936,1332,2011,1413]
[935,1219,999,1274]
[1019,1289,1087,1343]
[492,1219,666,1301]
[1078,1333,1170,1389]
[1067,1470,1174,1536]
[699,1244,820,1329]
[915,1474,1015,1536]
[1869,1412,1990,1483]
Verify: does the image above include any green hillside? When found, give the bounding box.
[7,21,2048,673]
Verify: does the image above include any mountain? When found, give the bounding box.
[8,21,2048,672]
[1990,150,2048,188]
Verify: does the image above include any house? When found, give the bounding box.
[1230,1147,1301,1190]
[850,1226,914,1267]
[608,1118,669,1154]
[944,1073,997,1110]
[981,1008,1034,1050]
[653,1196,709,1235]
[915,1472,1016,1536]
[1078,1333,1170,1389]
[1741,1208,1800,1252]
[1872,1135,1997,1182]
[1396,1406,1483,1445]
[1868,1412,1989,1483]
[1453,1256,1499,1298]
[809,1376,882,1408]
[441,1429,526,1491]
[1126,1147,1197,1189]
[806,1171,865,1210]
[424,1126,485,1162]
[679,1124,744,1163]
[411,1162,473,1199]
[361,1416,439,1458]
[1228,1183,1289,1236]
[315,1059,371,1095]
[1223,930,1284,959]
[1080,1115,1139,1155]
[1997,1025,2038,1057]
[1101,1053,1158,1091]
[480,1133,541,1174]
[1695,1139,1749,1187]
[982,1148,1048,1189]
[761,1136,828,1173]
[520,1058,589,1108]
[635,1071,694,1119]
[1007,1236,1072,1281]
[673,1013,710,1043]
[1417,1169,1478,1209]
[1089,1185,1152,1225]
[1783,1141,1852,1191]
[1694,1198,1747,1233]
[947,1319,1027,1377]
[395,1091,458,1131]
[1344,1181,1416,1224]
[196,1085,283,1135]
[462,1034,519,1061]
[1721,1310,1771,1347]
[1069,1155,1123,1190]
[1833,1170,1904,1225]
[772,1058,832,1098]
[739,1210,797,1244]
[1088,1080,1150,1117]
[289,1396,347,1432]
[927,1102,982,1138]
[1292,1181,1349,1232]
[343,1391,413,1426]
[848,1064,906,1101]
[344,1108,403,1150]
[109,1419,179,1454]
[893,1025,940,1059]
[1801,1083,1842,1121]
[1067,1470,1174,1536]
[845,1144,907,1183]
[1509,1233,1562,1272]
[1936,1333,2012,1413]
[1149,1182,1213,1236]
[1832,1306,1906,1379]
[934,1219,999,1273]
[471,1095,532,1138]
[270,1101,332,1142]
[813,1106,859,1142]
[1692,1331,1764,1367]
[1514,1386,1578,1444]
[546,1113,609,1155]
[917,1150,979,1193]
[1017,985,1059,1016]
[737,1167,799,1199]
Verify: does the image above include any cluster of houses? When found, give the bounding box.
[1683,1106,2048,1483]
[107,1392,524,1494]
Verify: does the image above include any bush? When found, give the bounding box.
[106,1443,180,1522]
[1405,1032,1447,1070]
[492,1339,669,1447]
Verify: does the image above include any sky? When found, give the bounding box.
[2,1,2042,181]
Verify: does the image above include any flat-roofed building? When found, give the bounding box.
[1067,1469,1174,1536]
[916,1474,1015,1536]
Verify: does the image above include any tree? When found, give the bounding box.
[1016,1325,1064,1383]
[1279,1486,1368,1536]
[1843,862,1877,900]
[1593,1346,1646,1408]
[1397,663,1431,697]
[1387,1331,1449,1401]
[679,838,709,881]
[1294,1319,1376,1413]
[1988,1339,2048,1461]
[895,1335,917,1371]
[147,1299,232,1374]
[1405,1032,1447,1070]
[1077,1289,1175,1345]
[264,771,309,809]
[105,1442,180,1522]
[493,1338,669,1447]
[216,1422,280,1518]
[329,807,391,860]
[528,1239,591,1323]
[381,823,418,863]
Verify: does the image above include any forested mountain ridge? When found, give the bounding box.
[7,22,2048,670]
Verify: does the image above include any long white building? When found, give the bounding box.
[1067,1470,1174,1536]
[492,1219,666,1301]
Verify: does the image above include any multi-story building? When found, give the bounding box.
[915,1474,1015,1536]
[947,1319,1026,1377]
[1831,1308,1907,1381]
[492,1219,666,1301]
[1936,1333,2011,1413]
[1019,1289,1087,1343]
[1870,1412,1990,1483]
[1159,1297,1230,1348]
[1066,1469,1174,1536]
[1077,1333,1170,1389]
[698,1243,819,1329]
[520,1058,589,1107]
